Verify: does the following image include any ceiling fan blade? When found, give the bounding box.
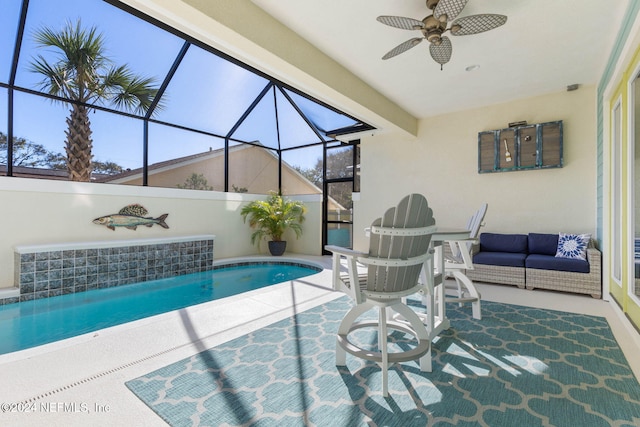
[451,14,507,36]
[429,36,452,65]
[433,0,469,21]
[382,37,424,60]
[377,15,425,30]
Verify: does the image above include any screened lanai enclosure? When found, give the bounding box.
[1,0,373,249]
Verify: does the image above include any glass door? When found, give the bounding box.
[322,140,359,253]
[632,74,640,298]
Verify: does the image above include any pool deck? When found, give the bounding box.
[1,254,639,426]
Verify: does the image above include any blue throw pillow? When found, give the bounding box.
[555,233,590,260]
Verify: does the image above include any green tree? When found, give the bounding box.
[177,173,213,190]
[0,133,50,168]
[29,19,161,182]
[1,132,124,175]
[232,184,248,193]
[293,148,355,208]
[40,151,123,175]
[293,161,322,187]
[92,160,123,175]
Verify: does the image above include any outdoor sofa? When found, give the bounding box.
[465,232,602,298]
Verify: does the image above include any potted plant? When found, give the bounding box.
[240,192,307,256]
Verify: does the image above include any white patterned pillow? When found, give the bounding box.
[555,233,591,260]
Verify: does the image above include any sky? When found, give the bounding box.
[1,0,358,171]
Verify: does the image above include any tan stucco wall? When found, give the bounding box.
[115,146,322,196]
[354,87,597,251]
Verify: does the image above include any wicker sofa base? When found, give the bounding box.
[466,264,525,289]
[525,268,601,298]
[466,247,602,298]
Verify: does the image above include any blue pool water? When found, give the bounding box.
[0,262,320,355]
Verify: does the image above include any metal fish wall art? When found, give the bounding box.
[93,204,169,231]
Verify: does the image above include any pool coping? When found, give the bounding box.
[212,255,324,271]
[14,235,216,254]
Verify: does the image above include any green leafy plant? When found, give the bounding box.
[240,192,306,247]
[177,173,213,190]
[232,184,248,193]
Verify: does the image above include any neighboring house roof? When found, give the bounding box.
[0,165,110,181]
[94,146,230,183]
[2,145,348,211]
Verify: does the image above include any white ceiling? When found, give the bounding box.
[252,0,629,119]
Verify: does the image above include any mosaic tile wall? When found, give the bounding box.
[7,239,214,305]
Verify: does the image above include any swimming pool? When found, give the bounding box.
[0,261,321,355]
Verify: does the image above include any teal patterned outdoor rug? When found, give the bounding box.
[126,297,640,426]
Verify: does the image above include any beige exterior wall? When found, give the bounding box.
[355,87,597,251]
[0,178,322,290]
[148,154,225,191]
[115,146,322,195]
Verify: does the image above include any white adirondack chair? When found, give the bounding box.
[442,203,488,319]
[325,194,437,397]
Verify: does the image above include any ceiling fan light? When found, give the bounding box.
[426,32,441,44]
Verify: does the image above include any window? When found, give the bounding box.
[612,98,623,285]
[12,92,67,178]
[323,141,359,252]
[281,145,323,196]
[228,144,279,195]
[146,124,224,191]
[1,0,373,189]
[0,88,8,173]
[630,72,640,299]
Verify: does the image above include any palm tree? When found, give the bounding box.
[240,192,306,254]
[29,19,160,181]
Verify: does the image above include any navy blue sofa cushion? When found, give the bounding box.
[528,233,559,256]
[474,251,527,267]
[525,254,590,273]
[479,233,528,253]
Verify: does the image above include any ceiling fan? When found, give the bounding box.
[377,0,507,69]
